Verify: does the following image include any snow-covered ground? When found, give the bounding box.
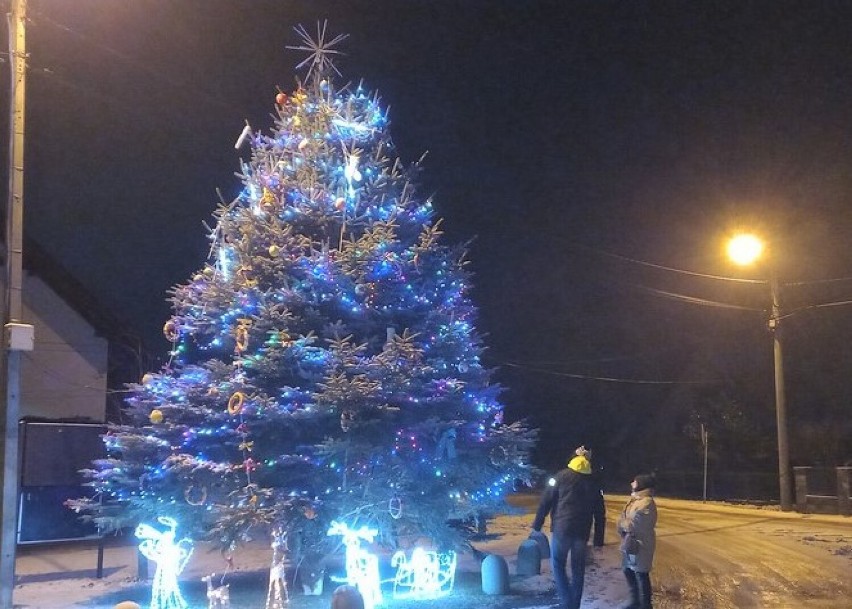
[12,506,622,609]
[11,495,852,608]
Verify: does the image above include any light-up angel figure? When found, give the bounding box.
[135,516,194,609]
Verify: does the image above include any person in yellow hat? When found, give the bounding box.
[532,446,600,609]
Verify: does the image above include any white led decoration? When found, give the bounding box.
[327,521,383,609]
[391,548,457,600]
[135,516,194,609]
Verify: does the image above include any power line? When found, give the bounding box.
[785,277,852,286]
[29,8,241,113]
[498,348,676,366]
[626,283,764,311]
[573,242,852,288]
[569,242,767,284]
[502,361,721,385]
[780,299,852,320]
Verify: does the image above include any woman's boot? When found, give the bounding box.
[620,568,640,609]
[636,570,653,609]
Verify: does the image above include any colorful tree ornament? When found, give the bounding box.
[149,409,164,425]
[184,484,207,506]
[162,320,179,343]
[227,392,245,416]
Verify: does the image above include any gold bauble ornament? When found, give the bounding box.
[227,391,245,415]
[268,244,280,257]
[163,319,179,342]
[141,373,153,385]
[149,409,164,424]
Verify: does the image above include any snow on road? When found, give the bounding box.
[648,498,852,608]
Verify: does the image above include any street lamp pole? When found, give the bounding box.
[769,270,793,511]
[727,233,793,512]
[1,0,27,605]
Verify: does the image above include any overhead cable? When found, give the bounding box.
[502,361,720,385]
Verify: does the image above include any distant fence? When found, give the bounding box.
[639,467,852,514]
[794,466,851,515]
[646,470,778,503]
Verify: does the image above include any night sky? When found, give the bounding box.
[5,1,852,474]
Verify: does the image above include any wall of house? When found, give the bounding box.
[17,272,108,422]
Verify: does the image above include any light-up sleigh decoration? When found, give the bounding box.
[326,519,459,607]
[391,548,457,600]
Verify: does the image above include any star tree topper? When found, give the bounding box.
[286,21,349,80]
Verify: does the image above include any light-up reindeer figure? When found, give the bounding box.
[265,527,289,609]
[202,574,230,609]
[327,521,382,609]
[135,516,194,609]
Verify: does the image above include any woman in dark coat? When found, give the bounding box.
[616,473,657,609]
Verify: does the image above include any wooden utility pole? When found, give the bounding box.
[769,271,792,511]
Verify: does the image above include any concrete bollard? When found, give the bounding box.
[529,529,550,559]
[516,539,541,575]
[481,553,510,595]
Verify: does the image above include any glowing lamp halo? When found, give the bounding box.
[727,233,764,266]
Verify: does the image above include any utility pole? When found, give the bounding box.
[769,271,792,511]
[701,423,708,503]
[1,0,29,606]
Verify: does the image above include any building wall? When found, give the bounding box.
[16,272,108,422]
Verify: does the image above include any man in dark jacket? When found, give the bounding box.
[532,449,599,609]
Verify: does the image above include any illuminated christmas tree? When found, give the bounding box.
[76,24,536,562]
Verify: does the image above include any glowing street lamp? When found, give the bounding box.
[727,233,764,266]
[727,233,793,511]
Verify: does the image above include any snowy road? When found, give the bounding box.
[508,493,852,608]
[646,497,852,608]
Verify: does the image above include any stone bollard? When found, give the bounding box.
[481,554,510,595]
[529,529,550,559]
[516,539,541,575]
